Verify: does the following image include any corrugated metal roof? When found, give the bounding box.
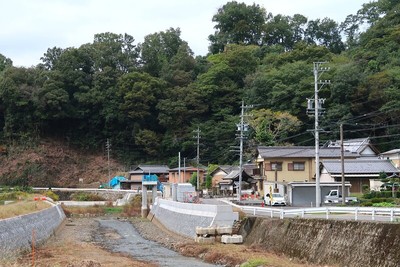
[258,146,358,158]
[322,159,399,174]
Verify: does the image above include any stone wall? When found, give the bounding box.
[241,217,400,267]
[0,204,66,259]
[150,198,238,238]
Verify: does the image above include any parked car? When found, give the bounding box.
[265,193,286,206]
[324,189,358,204]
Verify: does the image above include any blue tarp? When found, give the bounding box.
[142,174,163,192]
[109,176,126,187]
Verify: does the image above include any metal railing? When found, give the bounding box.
[223,200,400,223]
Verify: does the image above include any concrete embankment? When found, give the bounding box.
[149,198,238,238]
[241,217,400,267]
[0,203,66,259]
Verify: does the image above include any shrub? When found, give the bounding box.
[42,190,59,201]
[360,201,373,207]
[372,202,396,207]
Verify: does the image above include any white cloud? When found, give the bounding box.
[0,0,372,67]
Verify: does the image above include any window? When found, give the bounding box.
[271,162,282,171]
[288,162,305,171]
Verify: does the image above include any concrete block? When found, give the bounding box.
[196,226,216,236]
[195,236,215,244]
[216,226,233,235]
[221,234,243,244]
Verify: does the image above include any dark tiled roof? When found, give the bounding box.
[169,166,205,171]
[258,146,358,158]
[322,159,399,174]
[129,165,169,174]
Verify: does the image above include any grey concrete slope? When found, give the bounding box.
[0,203,65,259]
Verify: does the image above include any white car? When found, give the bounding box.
[265,193,286,206]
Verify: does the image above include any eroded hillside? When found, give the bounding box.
[0,139,124,187]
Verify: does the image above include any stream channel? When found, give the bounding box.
[95,218,218,267]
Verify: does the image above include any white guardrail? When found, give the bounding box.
[223,201,400,222]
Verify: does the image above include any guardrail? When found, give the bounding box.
[223,200,400,222]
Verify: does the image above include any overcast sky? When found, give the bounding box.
[1,0,372,67]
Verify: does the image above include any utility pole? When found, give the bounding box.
[236,101,252,202]
[194,127,201,190]
[183,157,186,183]
[178,152,181,183]
[340,123,346,205]
[106,139,111,180]
[307,62,330,207]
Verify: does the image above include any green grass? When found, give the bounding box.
[104,206,124,214]
[241,258,269,267]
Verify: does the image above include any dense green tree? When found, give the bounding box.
[40,47,64,70]
[139,28,186,77]
[208,1,267,53]
[248,108,301,145]
[0,67,41,139]
[92,32,139,73]
[305,18,345,54]
[0,54,13,72]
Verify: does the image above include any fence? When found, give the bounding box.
[224,201,400,222]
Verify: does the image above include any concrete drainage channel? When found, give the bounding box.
[95,219,218,267]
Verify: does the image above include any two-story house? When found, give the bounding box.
[121,165,169,190]
[168,166,205,184]
[256,146,359,184]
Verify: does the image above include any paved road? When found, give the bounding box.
[201,198,400,223]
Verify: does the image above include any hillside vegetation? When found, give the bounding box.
[1,0,400,187]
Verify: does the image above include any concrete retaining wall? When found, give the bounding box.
[241,217,400,267]
[0,203,66,259]
[150,198,238,238]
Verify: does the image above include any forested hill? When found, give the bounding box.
[0,0,400,186]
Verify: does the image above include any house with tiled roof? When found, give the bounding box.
[380,149,400,169]
[209,165,235,193]
[168,166,205,184]
[256,146,359,184]
[218,168,257,196]
[121,165,169,190]
[321,159,399,192]
[324,137,379,156]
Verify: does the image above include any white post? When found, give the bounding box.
[141,185,148,218]
[390,209,394,222]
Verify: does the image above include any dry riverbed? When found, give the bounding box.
[2,215,329,267]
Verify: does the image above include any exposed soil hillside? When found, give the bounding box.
[0,139,124,187]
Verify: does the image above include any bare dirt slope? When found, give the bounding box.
[0,139,124,187]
